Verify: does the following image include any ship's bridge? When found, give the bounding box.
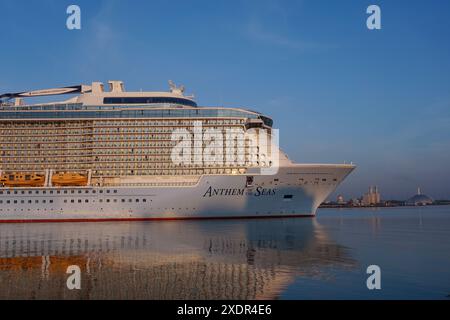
[76,80,198,107]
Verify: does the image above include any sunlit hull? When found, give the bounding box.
[0,163,354,223]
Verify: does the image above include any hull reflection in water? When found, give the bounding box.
[0,219,355,299]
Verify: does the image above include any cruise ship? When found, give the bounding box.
[0,81,355,223]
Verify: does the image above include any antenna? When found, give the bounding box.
[168,80,185,94]
[168,80,176,91]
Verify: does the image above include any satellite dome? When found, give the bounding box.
[406,188,433,206]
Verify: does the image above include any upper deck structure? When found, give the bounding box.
[0,81,274,186]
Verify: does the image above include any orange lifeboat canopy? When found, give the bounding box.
[0,173,45,187]
[52,173,88,187]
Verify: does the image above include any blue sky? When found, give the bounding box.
[1,0,449,200]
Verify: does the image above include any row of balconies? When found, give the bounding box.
[0,129,249,142]
[0,123,245,137]
[1,157,260,166]
[2,149,259,156]
[1,165,250,176]
[96,168,246,177]
[1,118,244,127]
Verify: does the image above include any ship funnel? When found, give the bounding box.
[91,82,105,93]
[108,81,124,93]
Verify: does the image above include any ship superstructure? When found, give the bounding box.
[0,81,355,222]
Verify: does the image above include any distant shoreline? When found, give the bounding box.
[319,203,450,209]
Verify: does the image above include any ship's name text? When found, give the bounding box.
[203,186,276,198]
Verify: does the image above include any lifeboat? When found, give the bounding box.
[52,173,88,187]
[0,173,45,187]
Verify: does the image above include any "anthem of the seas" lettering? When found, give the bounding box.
[203,186,276,198]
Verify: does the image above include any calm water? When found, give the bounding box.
[0,206,449,300]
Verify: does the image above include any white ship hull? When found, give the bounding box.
[0,163,354,223]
